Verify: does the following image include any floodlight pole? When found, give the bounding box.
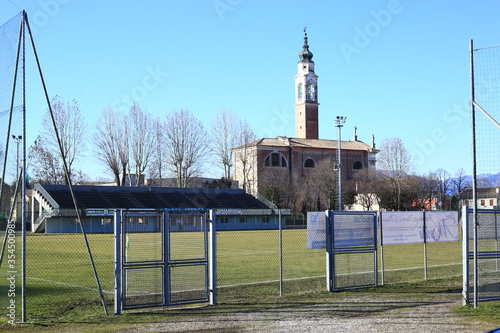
[335,116,346,211]
[12,135,22,179]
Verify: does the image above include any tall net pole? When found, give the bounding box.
[469,39,479,308]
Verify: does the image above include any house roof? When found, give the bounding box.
[34,184,271,210]
[234,136,378,152]
[461,187,499,199]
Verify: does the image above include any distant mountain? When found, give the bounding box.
[476,172,500,187]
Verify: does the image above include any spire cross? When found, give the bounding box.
[304,25,307,34]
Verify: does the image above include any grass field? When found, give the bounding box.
[0,229,464,324]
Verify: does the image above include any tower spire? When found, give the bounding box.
[299,27,313,63]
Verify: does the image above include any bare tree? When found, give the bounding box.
[233,119,257,191]
[410,172,439,210]
[377,137,413,210]
[128,103,155,186]
[118,119,129,186]
[452,168,471,198]
[260,168,290,208]
[353,169,379,210]
[210,109,238,179]
[35,96,86,184]
[28,135,64,184]
[93,107,122,185]
[435,168,451,209]
[164,109,207,187]
[147,116,165,186]
[309,159,338,210]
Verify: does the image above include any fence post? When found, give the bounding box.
[423,211,427,280]
[325,210,333,292]
[279,209,283,297]
[209,210,217,305]
[379,211,384,286]
[462,206,470,306]
[114,210,122,315]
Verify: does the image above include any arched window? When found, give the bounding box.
[304,157,315,168]
[298,83,303,100]
[308,83,315,100]
[264,151,288,167]
[353,161,363,170]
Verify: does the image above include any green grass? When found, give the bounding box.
[0,229,466,326]
[455,300,500,328]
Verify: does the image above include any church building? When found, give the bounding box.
[232,31,378,208]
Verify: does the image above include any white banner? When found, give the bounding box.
[382,211,460,245]
[424,211,459,243]
[381,211,423,245]
[307,211,326,249]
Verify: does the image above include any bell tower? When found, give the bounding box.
[295,29,319,139]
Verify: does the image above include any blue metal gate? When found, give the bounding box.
[114,209,215,313]
[463,207,500,304]
[326,211,378,291]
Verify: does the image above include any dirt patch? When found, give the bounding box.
[128,293,492,332]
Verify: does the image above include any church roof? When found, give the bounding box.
[234,136,378,153]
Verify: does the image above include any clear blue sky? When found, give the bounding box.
[1,0,499,180]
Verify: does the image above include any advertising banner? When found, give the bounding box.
[307,211,326,249]
[381,211,423,245]
[333,213,376,248]
[424,211,459,242]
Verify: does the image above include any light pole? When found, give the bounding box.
[12,135,22,180]
[335,116,346,211]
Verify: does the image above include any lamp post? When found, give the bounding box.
[12,135,22,180]
[334,116,346,211]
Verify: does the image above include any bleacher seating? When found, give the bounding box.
[39,185,270,211]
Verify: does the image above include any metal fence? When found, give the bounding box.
[463,207,500,304]
[214,210,326,302]
[470,41,500,308]
[0,209,467,323]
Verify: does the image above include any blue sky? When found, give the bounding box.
[1,0,500,180]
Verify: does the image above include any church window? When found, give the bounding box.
[304,158,315,168]
[264,151,288,168]
[308,83,315,100]
[353,161,363,170]
[298,83,303,99]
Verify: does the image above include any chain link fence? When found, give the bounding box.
[463,208,500,304]
[215,211,326,302]
[0,208,467,323]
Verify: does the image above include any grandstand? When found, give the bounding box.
[31,184,275,233]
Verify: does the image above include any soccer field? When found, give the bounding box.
[0,229,463,320]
